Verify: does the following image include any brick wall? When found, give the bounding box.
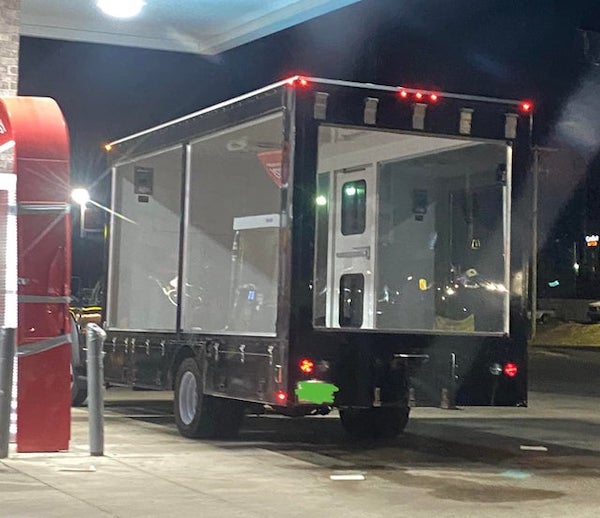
[0,0,20,173]
[0,0,19,98]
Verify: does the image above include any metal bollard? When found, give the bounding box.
[86,323,106,456]
[0,328,16,459]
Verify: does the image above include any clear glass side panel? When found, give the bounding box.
[314,126,510,334]
[182,112,284,335]
[108,147,182,330]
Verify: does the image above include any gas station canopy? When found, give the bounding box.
[20,0,361,55]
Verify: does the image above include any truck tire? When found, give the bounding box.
[173,358,245,439]
[174,357,214,438]
[340,405,410,440]
[71,363,88,407]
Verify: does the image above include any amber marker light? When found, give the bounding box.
[299,358,315,375]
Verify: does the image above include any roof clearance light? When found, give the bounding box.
[97,0,146,19]
[430,94,438,102]
[415,92,423,100]
[299,358,315,374]
[287,76,310,87]
[104,143,113,152]
[520,102,533,113]
[399,90,408,98]
[275,390,288,403]
[503,362,518,378]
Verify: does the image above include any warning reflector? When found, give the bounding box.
[257,150,283,187]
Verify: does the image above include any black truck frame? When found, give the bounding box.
[102,77,533,439]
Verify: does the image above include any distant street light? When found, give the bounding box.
[71,188,90,238]
[97,0,146,19]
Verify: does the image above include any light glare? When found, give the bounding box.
[97,0,145,19]
[71,188,90,206]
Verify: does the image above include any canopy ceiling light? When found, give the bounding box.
[71,188,90,206]
[97,0,146,19]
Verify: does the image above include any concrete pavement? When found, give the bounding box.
[2,402,340,518]
[2,325,599,518]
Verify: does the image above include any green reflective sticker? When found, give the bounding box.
[295,381,339,404]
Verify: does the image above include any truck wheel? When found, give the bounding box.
[71,363,88,407]
[174,357,213,438]
[340,406,410,440]
[174,358,246,439]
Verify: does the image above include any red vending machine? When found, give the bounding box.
[0,97,71,452]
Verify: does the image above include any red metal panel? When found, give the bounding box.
[0,97,71,453]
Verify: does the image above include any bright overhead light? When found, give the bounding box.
[97,0,146,19]
[71,188,90,206]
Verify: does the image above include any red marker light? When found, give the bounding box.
[520,102,532,113]
[275,390,288,403]
[503,362,518,378]
[429,94,438,102]
[415,92,423,100]
[286,76,310,87]
[399,90,408,98]
[299,358,315,374]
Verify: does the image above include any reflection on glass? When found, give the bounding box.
[109,147,182,330]
[341,180,366,235]
[339,274,364,327]
[314,126,510,334]
[183,113,284,335]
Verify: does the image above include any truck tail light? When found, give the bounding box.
[275,390,287,403]
[503,362,518,378]
[299,358,315,375]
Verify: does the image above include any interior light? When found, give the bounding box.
[503,362,518,378]
[345,186,357,196]
[275,390,288,403]
[299,358,315,375]
[97,0,145,19]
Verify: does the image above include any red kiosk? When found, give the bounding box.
[0,97,72,452]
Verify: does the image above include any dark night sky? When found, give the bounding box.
[17,0,599,185]
[15,0,600,285]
